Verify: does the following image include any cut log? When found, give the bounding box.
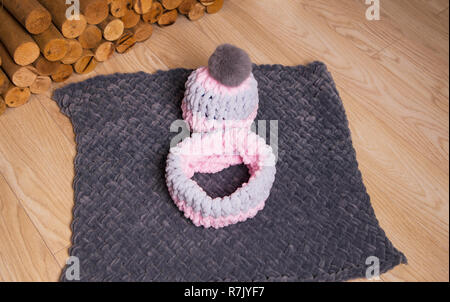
[0,8,41,66]
[61,39,84,65]
[37,0,88,39]
[3,0,52,34]
[161,0,183,10]
[80,0,109,24]
[1,83,31,108]
[51,64,73,82]
[142,1,163,23]
[178,0,197,15]
[110,0,133,18]
[115,31,136,54]
[94,40,115,62]
[188,2,205,21]
[206,0,223,14]
[73,50,98,74]
[158,9,178,26]
[0,42,37,87]
[133,0,153,14]
[78,25,103,49]
[33,24,69,61]
[30,75,52,94]
[131,21,153,42]
[0,69,9,94]
[0,96,6,115]
[121,9,141,28]
[33,55,61,76]
[99,15,125,41]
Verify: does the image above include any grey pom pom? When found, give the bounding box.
[208,44,252,87]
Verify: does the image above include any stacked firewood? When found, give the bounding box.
[0,0,224,115]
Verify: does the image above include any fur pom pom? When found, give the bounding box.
[208,44,252,87]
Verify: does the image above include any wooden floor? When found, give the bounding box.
[0,0,448,282]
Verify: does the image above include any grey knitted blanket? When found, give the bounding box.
[53,62,406,282]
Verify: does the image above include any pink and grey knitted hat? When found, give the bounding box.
[182,44,259,132]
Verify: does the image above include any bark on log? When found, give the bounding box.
[51,64,73,82]
[161,0,183,10]
[37,0,88,39]
[80,0,109,25]
[94,40,115,62]
[30,75,52,94]
[3,0,52,34]
[110,0,133,18]
[0,69,9,95]
[142,1,163,23]
[78,25,103,49]
[0,8,41,66]
[115,31,136,54]
[61,39,84,65]
[33,23,69,61]
[0,42,37,87]
[131,21,153,42]
[73,50,98,74]
[0,96,6,116]
[133,0,153,14]
[99,15,125,41]
[158,9,178,26]
[33,55,61,76]
[206,0,223,14]
[121,9,141,28]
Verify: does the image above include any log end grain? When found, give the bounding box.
[158,10,178,26]
[61,39,84,65]
[188,2,206,21]
[115,31,136,54]
[43,39,69,62]
[78,25,103,49]
[3,86,31,107]
[51,64,73,82]
[62,15,88,39]
[83,0,110,24]
[25,7,52,34]
[103,19,125,41]
[110,0,133,18]
[74,50,98,74]
[132,22,153,42]
[30,76,52,94]
[121,9,141,28]
[161,0,183,10]
[14,42,41,66]
[94,41,115,62]
[142,1,163,23]
[134,0,154,14]
[12,67,38,88]
[206,0,224,14]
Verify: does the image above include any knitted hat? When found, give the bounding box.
[182,44,259,132]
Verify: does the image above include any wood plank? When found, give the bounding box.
[299,0,402,56]
[54,246,70,268]
[0,98,75,253]
[0,174,61,281]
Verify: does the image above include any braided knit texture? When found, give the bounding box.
[53,62,406,282]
